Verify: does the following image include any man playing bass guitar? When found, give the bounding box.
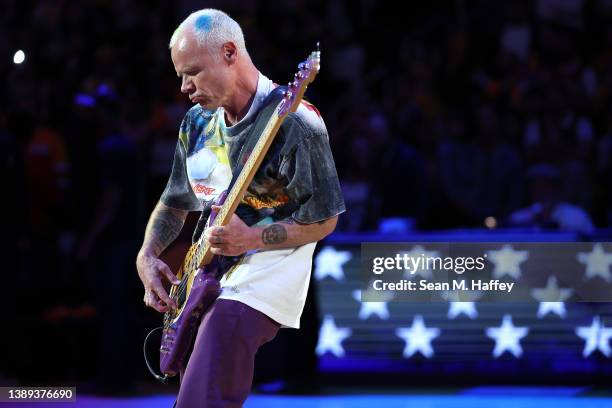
[136,8,345,408]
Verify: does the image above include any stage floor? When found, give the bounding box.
[2,387,611,408]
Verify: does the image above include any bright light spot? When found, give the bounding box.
[13,50,25,64]
[485,216,497,229]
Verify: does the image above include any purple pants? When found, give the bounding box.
[175,299,280,408]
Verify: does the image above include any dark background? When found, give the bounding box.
[1,0,611,395]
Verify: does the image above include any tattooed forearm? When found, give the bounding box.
[142,203,187,256]
[253,215,339,250]
[261,223,288,245]
[153,209,184,248]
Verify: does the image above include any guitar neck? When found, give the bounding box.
[194,100,287,268]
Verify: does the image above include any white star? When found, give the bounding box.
[314,246,352,281]
[396,315,441,358]
[531,276,573,302]
[577,244,612,283]
[486,245,529,280]
[400,245,440,279]
[447,302,478,319]
[486,314,529,358]
[316,315,351,357]
[575,316,612,357]
[537,302,567,319]
[441,289,483,302]
[531,276,572,318]
[352,290,390,320]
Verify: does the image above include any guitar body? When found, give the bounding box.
[159,264,220,377]
[158,190,227,377]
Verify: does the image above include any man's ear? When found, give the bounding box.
[222,42,237,64]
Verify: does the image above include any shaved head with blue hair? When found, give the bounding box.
[169,9,248,61]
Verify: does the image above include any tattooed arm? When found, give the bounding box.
[139,201,188,258]
[136,201,188,312]
[256,216,338,250]
[205,205,338,256]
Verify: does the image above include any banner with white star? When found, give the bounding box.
[314,239,612,376]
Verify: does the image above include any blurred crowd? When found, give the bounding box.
[2,0,612,389]
[323,0,612,234]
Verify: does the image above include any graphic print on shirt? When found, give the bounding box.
[239,100,325,211]
[183,109,232,202]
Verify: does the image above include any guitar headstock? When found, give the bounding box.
[278,44,321,116]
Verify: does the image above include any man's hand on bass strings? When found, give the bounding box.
[205,205,258,256]
[136,253,180,313]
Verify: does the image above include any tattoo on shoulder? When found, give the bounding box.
[262,224,288,245]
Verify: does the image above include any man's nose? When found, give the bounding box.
[181,76,195,94]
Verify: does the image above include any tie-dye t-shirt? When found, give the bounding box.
[160,73,345,328]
